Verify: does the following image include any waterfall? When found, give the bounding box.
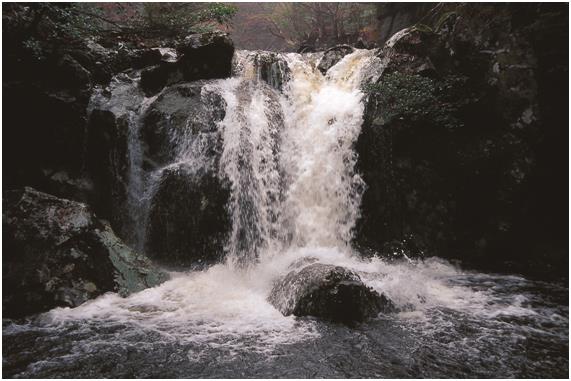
[30,49,566,372]
[217,49,382,268]
[89,49,382,267]
[214,78,285,268]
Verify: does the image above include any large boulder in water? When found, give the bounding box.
[146,163,231,267]
[268,262,394,324]
[3,187,168,318]
[177,31,234,82]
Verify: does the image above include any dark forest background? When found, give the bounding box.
[2,2,436,52]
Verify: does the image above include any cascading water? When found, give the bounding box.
[87,72,159,252]
[215,48,382,268]
[278,50,380,249]
[214,78,285,268]
[4,49,568,378]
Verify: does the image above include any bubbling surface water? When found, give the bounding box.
[4,249,567,378]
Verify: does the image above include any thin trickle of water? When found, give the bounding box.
[85,72,152,249]
[127,94,159,251]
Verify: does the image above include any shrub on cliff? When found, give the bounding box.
[141,3,236,36]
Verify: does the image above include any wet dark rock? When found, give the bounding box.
[317,45,355,75]
[141,32,235,96]
[36,170,95,205]
[56,54,92,89]
[354,39,367,49]
[141,81,226,168]
[146,164,231,267]
[379,26,440,78]
[140,62,182,97]
[83,44,165,85]
[268,262,394,324]
[138,49,183,96]
[297,44,315,53]
[85,73,148,236]
[141,80,230,266]
[132,49,163,70]
[3,81,89,193]
[250,52,290,91]
[2,29,174,207]
[140,65,166,96]
[3,187,168,318]
[87,77,230,255]
[177,31,234,82]
[356,4,568,276]
[85,72,146,233]
[86,108,130,232]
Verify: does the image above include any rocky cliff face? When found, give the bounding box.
[356,4,568,276]
[141,82,231,266]
[3,187,168,318]
[3,28,166,199]
[3,29,236,316]
[80,33,234,266]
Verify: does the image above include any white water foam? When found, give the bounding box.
[43,263,319,353]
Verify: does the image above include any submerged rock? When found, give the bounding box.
[3,187,168,318]
[317,45,355,75]
[268,262,394,324]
